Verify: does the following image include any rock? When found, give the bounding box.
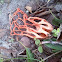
[20,37,31,49]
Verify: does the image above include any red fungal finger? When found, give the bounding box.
[10,8,53,39]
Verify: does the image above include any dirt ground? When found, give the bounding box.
[0,0,62,62]
[0,0,31,49]
[0,0,31,59]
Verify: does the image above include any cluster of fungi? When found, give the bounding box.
[10,8,53,39]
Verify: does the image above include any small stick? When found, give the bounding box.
[30,9,56,17]
[41,41,62,45]
[39,50,62,62]
[38,6,53,9]
[35,10,56,17]
[30,9,45,17]
[36,3,47,11]
[43,51,62,61]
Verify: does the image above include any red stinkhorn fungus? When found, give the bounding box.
[10,8,53,39]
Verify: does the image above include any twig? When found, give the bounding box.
[29,9,45,17]
[30,9,56,17]
[36,3,47,11]
[36,0,41,8]
[35,10,56,17]
[41,41,62,45]
[38,6,53,9]
[43,51,62,61]
[39,50,62,62]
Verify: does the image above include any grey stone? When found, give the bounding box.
[20,37,31,49]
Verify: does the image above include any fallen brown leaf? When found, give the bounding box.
[25,6,32,13]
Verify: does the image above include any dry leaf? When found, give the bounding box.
[25,6,32,13]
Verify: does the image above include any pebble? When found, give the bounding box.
[20,37,31,49]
